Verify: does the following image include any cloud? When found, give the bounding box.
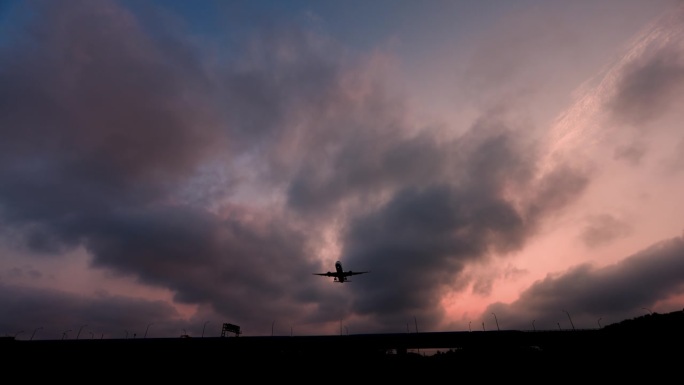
[2,0,680,339]
[0,0,225,227]
[608,49,684,127]
[579,213,632,248]
[0,0,334,335]
[605,7,684,130]
[613,141,648,166]
[0,283,183,339]
[0,0,595,332]
[327,115,591,332]
[481,235,684,330]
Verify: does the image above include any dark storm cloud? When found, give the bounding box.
[82,203,330,330]
[0,0,334,335]
[0,0,598,337]
[481,235,684,330]
[287,129,450,215]
[287,111,542,219]
[0,0,222,227]
[325,119,591,333]
[341,184,523,332]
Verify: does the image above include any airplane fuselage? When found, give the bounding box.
[334,261,345,282]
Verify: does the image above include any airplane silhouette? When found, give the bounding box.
[313,260,369,283]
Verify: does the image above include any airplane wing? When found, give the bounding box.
[343,271,369,277]
[313,272,336,277]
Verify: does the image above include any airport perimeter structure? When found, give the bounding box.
[4,327,680,361]
[3,311,682,375]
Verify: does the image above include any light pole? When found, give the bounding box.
[76,324,87,340]
[532,320,536,331]
[30,327,43,340]
[413,316,420,355]
[492,313,500,331]
[482,322,485,331]
[469,321,471,332]
[598,318,602,329]
[562,310,575,330]
[144,323,154,338]
[202,321,210,338]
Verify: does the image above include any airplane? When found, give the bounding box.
[313,260,369,283]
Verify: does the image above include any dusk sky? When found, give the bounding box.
[2,0,684,340]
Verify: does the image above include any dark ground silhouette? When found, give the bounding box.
[3,310,681,378]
